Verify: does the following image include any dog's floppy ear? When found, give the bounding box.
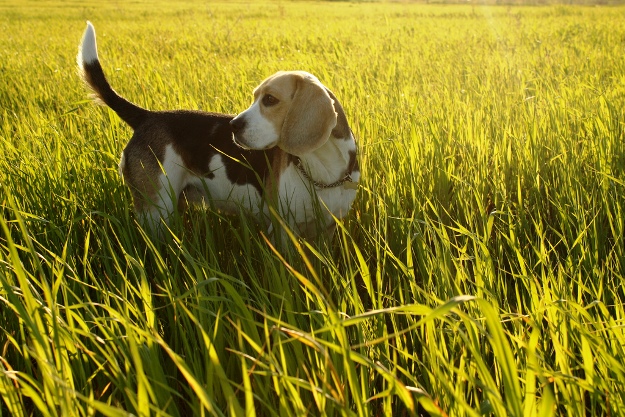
[280,74,338,156]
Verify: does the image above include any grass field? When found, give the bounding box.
[1,1,625,415]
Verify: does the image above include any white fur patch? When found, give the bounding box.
[277,162,357,232]
[279,131,359,233]
[78,21,98,65]
[192,154,263,213]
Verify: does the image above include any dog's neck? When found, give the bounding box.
[295,133,357,188]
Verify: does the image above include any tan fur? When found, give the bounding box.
[266,149,290,203]
[255,73,293,138]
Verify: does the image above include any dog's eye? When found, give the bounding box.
[262,94,279,107]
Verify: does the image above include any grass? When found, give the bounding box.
[1,1,625,415]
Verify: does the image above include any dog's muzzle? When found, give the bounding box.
[230,117,246,134]
[230,117,250,149]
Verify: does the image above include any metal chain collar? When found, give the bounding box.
[294,157,356,189]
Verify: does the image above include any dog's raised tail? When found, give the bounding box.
[77,22,148,130]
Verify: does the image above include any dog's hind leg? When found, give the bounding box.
[141,187,176,234]
[122,147,188,236]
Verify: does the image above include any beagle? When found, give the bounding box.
[77,22,359,238]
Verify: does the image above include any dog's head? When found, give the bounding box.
[230,71,338,156]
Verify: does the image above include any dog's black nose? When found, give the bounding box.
[230,117,246,133]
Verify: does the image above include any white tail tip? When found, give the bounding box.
[77,21,98,66]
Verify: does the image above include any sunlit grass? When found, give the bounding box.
[1,1,625,416]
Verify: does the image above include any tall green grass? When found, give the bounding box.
[1,1,625,415]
